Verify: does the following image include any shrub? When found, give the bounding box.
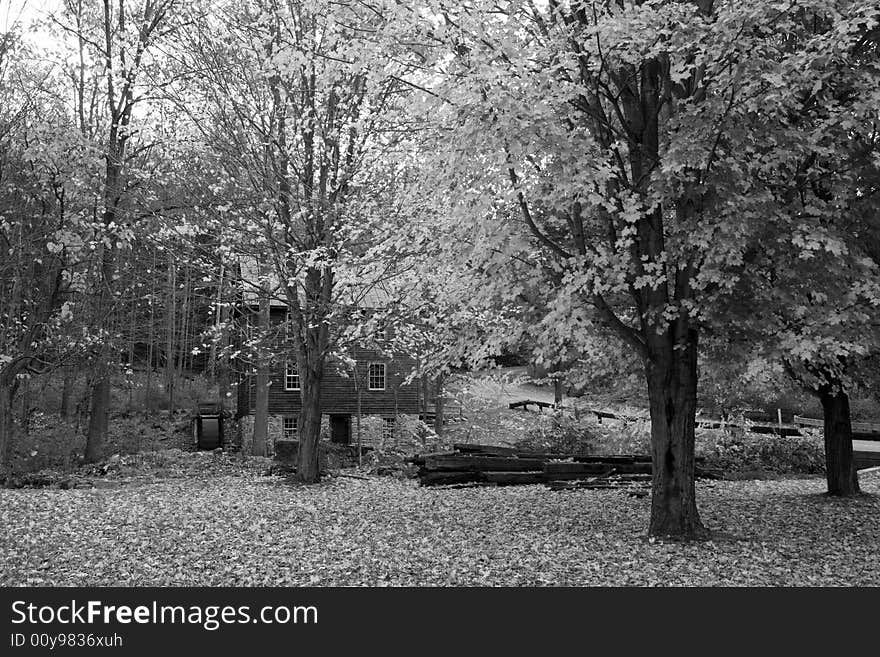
[556,416,825,477]
[590,420,825,476]
[514,413,599,454]
[591,418,652,455]
[849,394,880,422]
[696,429,825,476]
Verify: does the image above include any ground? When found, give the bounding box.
[1,452,878,586]
[3,370,878,586]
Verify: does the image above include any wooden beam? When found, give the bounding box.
[423,455,546,472]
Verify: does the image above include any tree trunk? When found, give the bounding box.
[433,374,445,436]
[61,367,75,418]
[553,375,564,406]
[146,302,154,412]
[819,386,860,496]
[252,371,269,457]
[19,376,31,436]
[420,373,428,420]
[393,384,399,448]
[290,261,333,483]
[127,296,136,409]
[356,380,363,466]
[85,372,110,463]
[218,299,231,410]
[419,370,428,441]
[176,266,190,377]
[84,242,115,464]
[146,249,157,412]
[296,371,323,483]
[0,382,15,479]
[165,252,176,413]
[645,329,706,539]
[252,295,270,457]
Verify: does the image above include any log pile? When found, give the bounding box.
[409,443,719,490]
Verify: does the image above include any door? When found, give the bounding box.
[329,414,351,445]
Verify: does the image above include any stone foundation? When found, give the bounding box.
[237,413,422,456]
[273,439,334,471]
[236,415,282,456]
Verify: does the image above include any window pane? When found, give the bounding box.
[285,361,300,390]
[368,363,385,390]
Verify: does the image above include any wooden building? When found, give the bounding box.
[235,296,420,452]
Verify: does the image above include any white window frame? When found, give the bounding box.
[285,361,300,391]
[368,362,386,391]
[282,416,298,439]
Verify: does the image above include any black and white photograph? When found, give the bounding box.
[1,0,879,623]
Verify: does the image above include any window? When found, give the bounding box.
[285,361,300,390]
[381,417,395,442]
[376,320,392,342]
[282,416,298,439]
[368,362,386,390]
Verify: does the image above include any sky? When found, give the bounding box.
[2,0,60,36]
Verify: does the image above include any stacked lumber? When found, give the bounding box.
[547,473,653,497]
[411,443,718,489]
[542,459,656,495]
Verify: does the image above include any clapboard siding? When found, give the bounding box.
[240,305,419,416]
[244,351,419,415]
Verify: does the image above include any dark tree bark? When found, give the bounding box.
[165,251,176,413]
[19,376,31,436]
[84,247,115,463]
[252,295,270,457]
[553,375,564,406]
[819,386,860,496]
[61,367,75,418]
[291,266,332,484]
[85,373,110,463]
[296,364,324,483]
[355,369,363,465]
[433,374,445,436]
[645,329,706,538]
[0,381,16,479]
[217,300,231,411]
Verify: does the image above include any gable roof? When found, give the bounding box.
[237,257,395,310]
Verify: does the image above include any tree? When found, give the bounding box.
[407,0,879,536]
[173,0,422,482]
[722,8,880,496]
[49,0,181,462]
[0,31,95,475]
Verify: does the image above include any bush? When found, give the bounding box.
[696,429,825,476]
[521,412,826,477]
[591,418,652,455]
[849,394,880,421]
[514,413,599,454]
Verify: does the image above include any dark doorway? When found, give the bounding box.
[330,414,351,444]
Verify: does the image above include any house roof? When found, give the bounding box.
[237,257,394,310]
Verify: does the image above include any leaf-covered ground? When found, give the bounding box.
[2,454,878,586]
